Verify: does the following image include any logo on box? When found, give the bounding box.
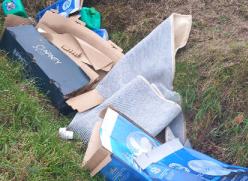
[62,0,72,11]
[33,44,62,64]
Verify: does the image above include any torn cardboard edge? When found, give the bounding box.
[74,36,113,70]
[82,121,112,176]
[36,23,100,84]
[4,15,35,27]
[2,9,123,115]
[66,89,104,112]
[3,11,123,114]
[35,11,124,112]
[83,107,163,176]
[0,24,93,114]
[38,11,124,62]
[36,23,113,72]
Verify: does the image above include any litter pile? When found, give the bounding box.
[0,0,248,180]
[1,0,123,114]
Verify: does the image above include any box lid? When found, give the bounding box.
[6,25,90,96]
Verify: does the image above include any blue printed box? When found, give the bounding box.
[83,108,248,180]
[36,0,82,21]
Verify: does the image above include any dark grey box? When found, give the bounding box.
[0,25,90,114]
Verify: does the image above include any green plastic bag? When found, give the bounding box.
[80,7,101,30]
[2,0,27,18]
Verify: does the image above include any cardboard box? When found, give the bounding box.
[0,25,90,114]
[36,11,124,113]
[38,11,123,64]
[36,23,100,85]
[0,13,123,114]
[83,108,248,180]
[36,0,84,20]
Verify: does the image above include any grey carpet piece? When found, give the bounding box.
[67,13,192,145]
[68,76,182,144]
[167,113,186,143]
[96,16,174,98]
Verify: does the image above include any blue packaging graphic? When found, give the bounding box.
[99,108,248,181]
[93,29,109,40]
[36,0,81,20]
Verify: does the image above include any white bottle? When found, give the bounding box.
[59,127,74,140]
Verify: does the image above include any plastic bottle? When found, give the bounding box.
[80,7,101,30]
[59,127,81,140]
[2,0,27,18]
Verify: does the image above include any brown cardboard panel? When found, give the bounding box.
[4,15,34,27]
[60,34,83,57]
[36,24,99,84]
[65,58,99,85]
[83,121,111,176]
[83,122,103,165]
[108,40,123,54]
[36,23,85,58]
[37,22,114,71]
[75,37,113,70]
[66,89,104,112]
[86,70,107,90]
[91,155,111,176]
[36,11,125,112]
[1,25,91,113]
[101,63,113,72]
[38,11,124,63]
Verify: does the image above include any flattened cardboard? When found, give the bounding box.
[83,121,111,176]
[66,89,104,112]
[36,23,99,84]
[59,34,83,57]
[36,23,86,60]
[0,25,90,114]
[38,11,124,63]
[37,13,116,71]
[108,40,123,54]
[4,15,34,27]
[36,22,111,85]
[36,11,124,112]
[74,37,113,70]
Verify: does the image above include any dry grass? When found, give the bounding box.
[21,0,248,166]
[1,2,247,179]
[92,0,248,166]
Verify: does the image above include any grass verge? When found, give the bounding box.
[1,0,248,180]
[0,54,102,180]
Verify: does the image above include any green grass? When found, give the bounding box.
[174,41,248,165]
[1,0,248,180]
[0,10,102,180]
[0,55,102,180]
